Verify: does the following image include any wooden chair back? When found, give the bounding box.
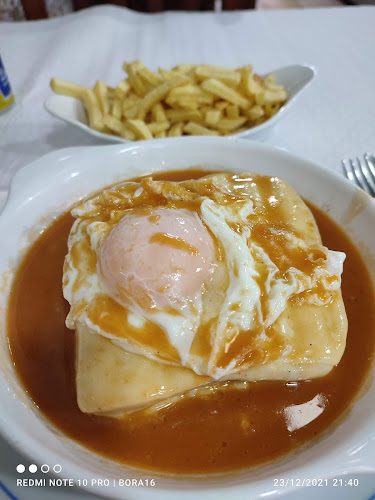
[21,0,255,19]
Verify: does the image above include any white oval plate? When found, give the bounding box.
[0,138,374,500]
[44,64,315,143]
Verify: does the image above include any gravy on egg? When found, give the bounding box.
[7,170,375,474]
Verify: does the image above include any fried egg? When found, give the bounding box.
[63,172,347,389]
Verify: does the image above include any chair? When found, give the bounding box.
[20,0,256,20]
[21,0,48,19]
[73,0,256,12]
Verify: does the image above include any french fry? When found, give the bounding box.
[165,108,202,124]
[168,122,184,137]
[121,126,136,141]
[266,82,286,92]
[103,114,123,135]
[216,117,247,131]
[195,65,241,87]
[50,78,86,98]
[240,68,263,98]
[264,73,275,85]
[228,126,248,135]
[122,93,141,113]
[126,119,153,140]
[94,80,110,115]
[166,85,214,108]
[111,98,123,119]
[81,88,104,131]
[115,80,131,99]
[123,61,147,97]
[151,102,167,123]
[199,105,211,115]
[158,68,191,86]
[255,88,288,106]
[184,122,219,136]
[246,105,265,121]
[147,122,170,134]
[172,64,197,75]
[107,86,116,100]
[124,81,174,120]
[226,104,240,119]
[201,78,250,109]
[264,102,283,117]
[138,67,163,87]
[215,101,229,111]
[205,109,221,127]
[167,100,200,111]
[167,84,214,101]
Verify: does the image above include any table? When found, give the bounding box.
[1,5,375,499]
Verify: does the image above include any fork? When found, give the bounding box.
[342,153,375,197]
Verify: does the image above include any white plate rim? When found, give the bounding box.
[0,137,374,500]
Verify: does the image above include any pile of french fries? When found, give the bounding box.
[50,61,288,141]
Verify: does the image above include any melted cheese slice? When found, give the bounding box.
[76,288,346,415]
[71,173,347,415]
[76,323,209,415]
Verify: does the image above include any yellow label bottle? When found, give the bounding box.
[0,55,14,114]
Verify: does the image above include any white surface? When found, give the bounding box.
[1,6,375,192]
[1,5,375,499]
[0,138,375,500]
[43,64,315,143]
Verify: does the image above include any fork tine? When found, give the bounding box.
[342,159,357,184]
[364,153,375,183]
[342,155,375,198]
[345,158,365,190]
[357,156,375,197]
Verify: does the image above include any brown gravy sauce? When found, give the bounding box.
[7,170,375,474]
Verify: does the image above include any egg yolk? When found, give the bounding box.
[99,208,215,310]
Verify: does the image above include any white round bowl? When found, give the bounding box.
[44,65,315,144]
[0,137,374,500]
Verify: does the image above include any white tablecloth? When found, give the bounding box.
[1,5,375,194]
[1,5,375,500]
